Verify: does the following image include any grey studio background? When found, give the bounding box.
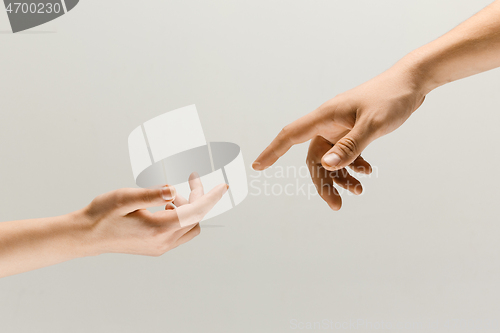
[1,0,499,332]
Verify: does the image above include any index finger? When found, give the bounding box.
[252,111,320,170]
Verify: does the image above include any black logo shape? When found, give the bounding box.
[3,0,79,33]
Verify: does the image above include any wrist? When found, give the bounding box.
[396,45,453,95]
[394,49,443,95]
[64,208,102,258]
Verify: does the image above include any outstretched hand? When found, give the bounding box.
[85,173,228,256]
[253,64,426,209]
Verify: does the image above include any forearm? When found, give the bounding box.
[0,210,96,278]
[0,183,220,278]
[400,0,500,94]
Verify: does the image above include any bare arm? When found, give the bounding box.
[0,176,228,278]
[415,0,500,93]
[0,213,97,277]
[253,1,500,210]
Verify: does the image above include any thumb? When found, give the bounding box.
[321,123,374,171]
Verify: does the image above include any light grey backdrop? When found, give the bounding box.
[1,0,499,332]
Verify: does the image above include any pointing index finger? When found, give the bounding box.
[252,111,320,170]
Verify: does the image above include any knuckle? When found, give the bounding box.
[142,189,156,204]
[149,224,166,237]
[368,115,386,130]
[88,194,105,210]
[86,195,105,217]
[337,137,358,156]
[279,125,293,142]
[280,125,290,136]
[112,189,130,208]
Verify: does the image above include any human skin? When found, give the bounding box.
[253,0,500,210]
[0,173,228,278]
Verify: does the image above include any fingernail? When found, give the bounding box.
[252,162,268,171]
[323,153,341,167]
[161,186,176,201]
[222,184,229,194]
